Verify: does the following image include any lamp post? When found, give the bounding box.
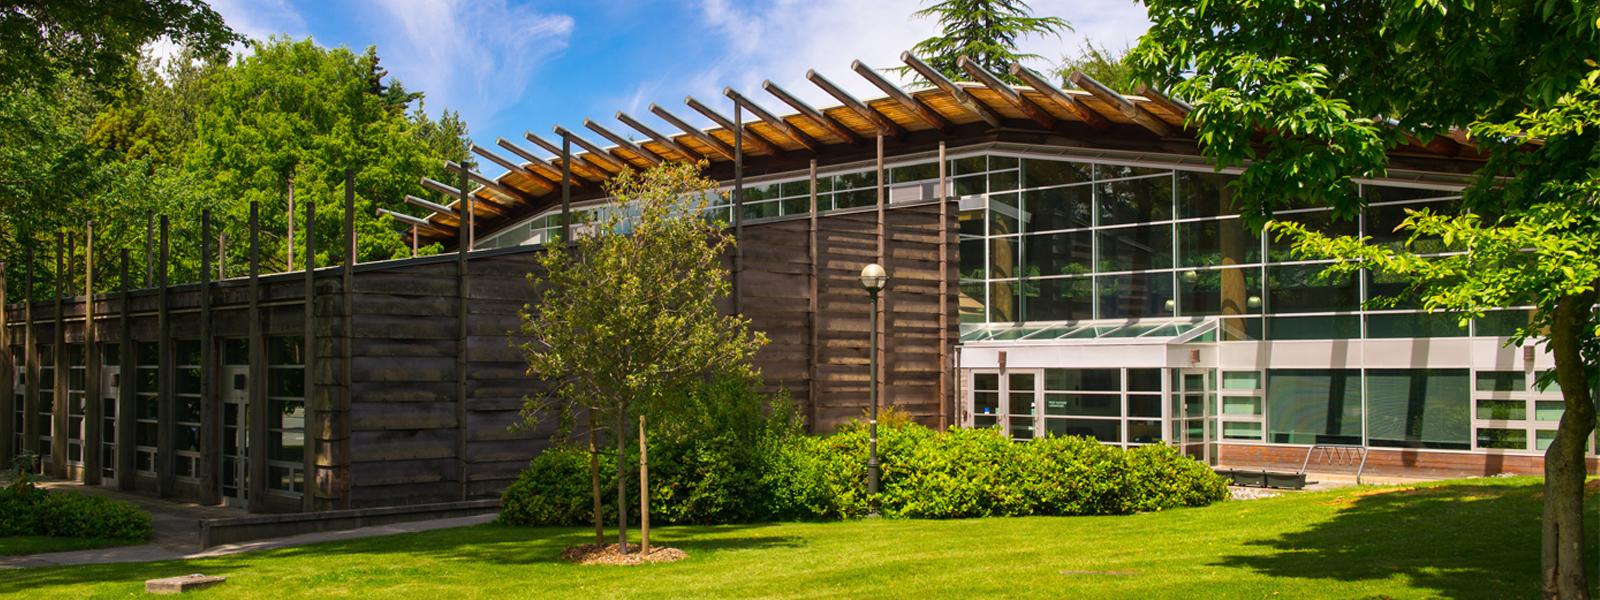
[859,263,888,511]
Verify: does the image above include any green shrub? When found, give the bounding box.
[0,487,150,541]
[0,487,45,536]
[500,446,615,527]
[37,492,152,540]
[1122,444,1231,511]
[502,394,1230,526]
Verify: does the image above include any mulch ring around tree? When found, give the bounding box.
[561,543,687,566]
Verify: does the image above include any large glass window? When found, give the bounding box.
[1096,175,1172,225]
[37,343,53,461]
[1021,185,1092,233]
[1027,277,1093,322]
[174,341,202,480]
[1365,369,1471,450]
[1098,224,1173,272]
[1098,272,1175,319]
[1024,231,1092,278]
[1268,264,1359,313]
[1178,218,1257,267]
[267,336,306,495]
[133,342,158,474]
[1178,267,1262,316]
[1266,369,1362,445]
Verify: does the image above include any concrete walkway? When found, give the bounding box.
[0,513,497,569]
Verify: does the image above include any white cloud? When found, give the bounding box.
[210,0,309,42]
[359,0,575,126]
[660,0,1150,122]
[145,0,308,66]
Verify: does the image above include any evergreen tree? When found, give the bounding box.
[902,0,1068,84]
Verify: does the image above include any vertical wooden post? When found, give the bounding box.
[144,213,154,287]
[116,250,134,490]
[937,141,950,429]
[156,217,173,496]
[302,196,317,511]
[22,250,36,471]
[84,222,101,485]
[340,170,355,510]
[52,232,66,477]
[246,202,267,511]
[0,260,11,466]
[806,159,819,432]
[733,103,744,316]
[639,414,649,556]
[411,225,418,258]
[561,137,573,244]
[874,134,888,414]
[287,176,295,272]
[218,232,227,280]
[199,211,219,504]
[455,166,470,501]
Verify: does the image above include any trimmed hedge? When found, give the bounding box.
[0,487,152,541]
[503,416,1228,525]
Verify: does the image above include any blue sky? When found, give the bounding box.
[199,0,1151,178]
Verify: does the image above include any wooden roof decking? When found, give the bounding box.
[403,53,1484,247]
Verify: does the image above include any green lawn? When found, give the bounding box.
[0,536,140,557]
[3,477,1589,598]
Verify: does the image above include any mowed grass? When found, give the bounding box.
[0,536,137,557]
[4,477,1590,599]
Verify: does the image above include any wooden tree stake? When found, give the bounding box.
[639,414,649,557]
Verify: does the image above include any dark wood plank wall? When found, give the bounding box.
[0,200,960,509]
[803,203,957,431]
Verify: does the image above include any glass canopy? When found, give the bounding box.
[959,318,1217,345]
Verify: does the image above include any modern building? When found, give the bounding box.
[1,54,1577,515]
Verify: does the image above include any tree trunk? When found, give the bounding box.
[587,410,603,546]
[1542,290,1596,600]
[615,410,629,552]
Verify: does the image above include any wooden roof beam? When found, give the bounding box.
[685,96,781,156]
[377,208,451,236]
[724,87,821,152]
[444,161,523,208]
[616,112,703,162]
[957,56,1056,130]
[524,131,609,182]
[1069,71,1175,137]
[1010,63,1110,130]
[583,118,663,167]
[806,70,905,137]
[1136,85,1192,121]
[495,137,586,188]
[553,126,629,173]
[901,52,1002,128]
[404,194,458,219]
[470,143,558,190]
[762,79,863,144]
[851,59,952,131]
[649,103,736,161]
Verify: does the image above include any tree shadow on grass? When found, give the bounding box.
[1215,480,1591,598]
[0,521,806,594]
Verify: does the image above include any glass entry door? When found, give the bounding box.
[220,361,249,505]
[967,370,1042,440]
[1175,369,1214,464]
[1005,371,1042,441]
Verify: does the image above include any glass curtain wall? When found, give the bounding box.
[954,152,1492,340]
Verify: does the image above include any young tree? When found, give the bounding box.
[515,161,768,552]
[901,0,1068,84]
[1130,4,1600,597]
[1058,41,1137,92]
